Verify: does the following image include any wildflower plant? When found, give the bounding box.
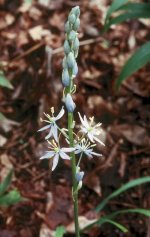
[38,6,104,237]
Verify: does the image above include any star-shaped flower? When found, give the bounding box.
[78,113,105,146]
[38,107,64,141]
[40,140,75,171]
[75,138,102,159]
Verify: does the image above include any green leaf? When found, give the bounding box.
[106,208,150,219]
[0,169,13,196]
[115,42,150,90]
[104,3,150,31]
[119,2,150,12]
[0,190,22,206]
[98,218,128,233]
[105,0,129,24]
[54,226,66,237]
[95,176,150,212]
[0,71,13,89]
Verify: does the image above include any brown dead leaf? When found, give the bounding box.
[66,216,97,233]
[39,224,53,237]
[111,124,150,147]
[28,25,50,41]
[0,135,7,146]
[29,7,42,21]
[84,175,102,196]
[0,13,15,30]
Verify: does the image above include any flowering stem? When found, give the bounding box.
[68,112,80,237]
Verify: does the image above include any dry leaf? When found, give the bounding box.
[28,25,50,41]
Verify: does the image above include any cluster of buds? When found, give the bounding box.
[62,6,80,113]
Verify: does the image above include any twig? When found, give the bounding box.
[8,36,103,67]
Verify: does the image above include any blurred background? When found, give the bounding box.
[0,0,150,237]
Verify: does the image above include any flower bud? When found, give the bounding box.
[65,94,76,113]
[64,40,71,55]
[73,18,80,31]
[68,13,76,24]
[71,6,80,17]
[73,38,79,51]
[62,57,68,69]
[75,171,84,182]
[68,30,77,42]
[65,21,71,33]
[67,52,75,69]
[77,180,83,191]
[72,61,78,76]
[62,68,70,87]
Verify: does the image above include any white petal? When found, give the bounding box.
[52,153,59,171]
[45,129,52,140]
[59,151,70,160]
[88,132,94,142]
[83,115,89,128]
[55,107,65,121]
[38,124,51,132]
[40,151,55,159]
[81,127,88,134]
[75,150,81,154]
[85,151,93,159]
[91,151,102,157]
[61,147,75,152]
[78,112,85,126]
[52,124,58,142]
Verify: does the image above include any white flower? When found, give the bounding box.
[78,112,105,146]
[75,138,102,159]
[38,107,64,141]
[40,140,75,171]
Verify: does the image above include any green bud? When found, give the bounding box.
[73,18,80,31]
[65,21,71,33]
[67,52,75,69]
[64,40,71,55]
[68,30,77,42]
[62,57,68,69]
[68,13,76,24]
[62,68,70,87]
[77,181,83,191]
[72,61,78,76]
[71,6,80,17]
[73,37,79,51]
[65,94,76,112]
[75,171,84,182]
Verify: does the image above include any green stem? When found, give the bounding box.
[68,112,80,237]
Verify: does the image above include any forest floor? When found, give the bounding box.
[0,1,150,237]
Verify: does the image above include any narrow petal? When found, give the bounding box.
[91,151,102,157]
[88,132,94,142]
[52,153,59,171]
[40,151,55,159]
[38,124,51,132]
[52,124,58,142]
[83,115,89,128]
[74,150,81,154]
[45,129,52,140]
[78,112,85,126]
[55,107,65,121]
[85,151,93,159]
[61,147,75,152]
[59,151,70,160]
